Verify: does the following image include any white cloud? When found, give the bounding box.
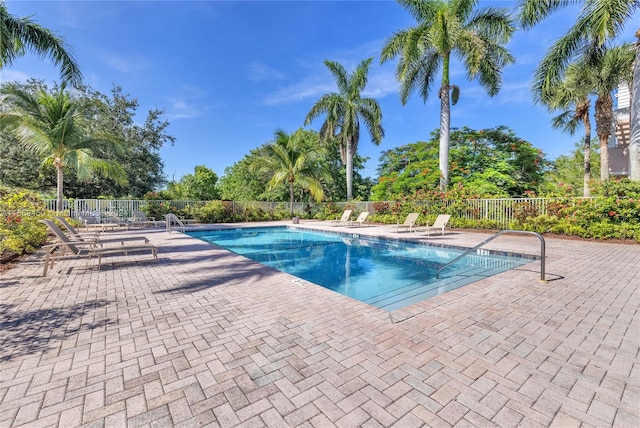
[0,69,32,83]
[247,62,286,82]
[165,99,200,120]
[364,67,400,99]
[100,52,152,73]
[262,76,335,106]
[261,56,400,106]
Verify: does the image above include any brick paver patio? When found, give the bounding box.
[1,221,638,427]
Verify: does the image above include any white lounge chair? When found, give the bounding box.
[132,211,166,228]
[104,213,132,230]
[51,217,150,245]
[394,213,419,233]
[425,214,451,236]
[330,210,352,226]
[78,214,119,232]
[39,219,157,276]
[54,216,101,240]
[349,212,369,227]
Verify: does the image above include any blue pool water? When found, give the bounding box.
[188,227,533,311]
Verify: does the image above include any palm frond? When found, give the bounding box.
[518,0,578,29]
[0,4,82,85]
[324,60,349,94]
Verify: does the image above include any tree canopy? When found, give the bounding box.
[219,129,372,202]
[166,165,220,201]
[0,81,127,211]
[0,79,172,199]
[372,126,549,200]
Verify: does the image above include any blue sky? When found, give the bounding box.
[2,1,638,182]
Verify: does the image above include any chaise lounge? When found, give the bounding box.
[425,214,451,236]
[39,219,158,276]
[393,213,420,233]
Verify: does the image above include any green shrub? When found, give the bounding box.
[0,187,49,258]
[191,201,234,223]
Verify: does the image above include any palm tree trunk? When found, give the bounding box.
[439,86,451,191]
[583,113,592,197]
[599,135,610,182]
[595,94,613,182]
[289,182,295,217]
[439,53,451,191]
[346,138,354,201]
[630,30,640,181]
[56,165,64,213]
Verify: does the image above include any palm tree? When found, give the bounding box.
[546,62,594,196]
[250,129,330,217]
[518,0,638,104]
[305,58,384,201]
[0,3,82,86]
[590,44,634,182]
[381,0,515,190]
[0,83,126,211]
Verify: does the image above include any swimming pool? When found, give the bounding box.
[189,227,534,311]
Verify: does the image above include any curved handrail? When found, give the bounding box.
[165,213,185,233]
[436,230,546,282]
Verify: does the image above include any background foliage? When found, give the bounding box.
[372,126,549,200]
[0,79,172,198]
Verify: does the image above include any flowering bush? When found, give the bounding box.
[0,186,49,259]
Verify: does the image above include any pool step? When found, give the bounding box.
[365,263,521,311]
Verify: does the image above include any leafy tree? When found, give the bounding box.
[219,131,370,202]
[250,129,330,216]
[381,0,515,190]
[0,125,52,190]
[76,84,172,197]
[167,165,220,200]
[305,58,384,201]
[0,3,81,85]
[372,126,548,200]
[219,150,270,201]
[538,142,601,197]
[0,80,172,198]
[518,0,638,104]
[0,82,126,211]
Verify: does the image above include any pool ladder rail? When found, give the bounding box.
[165,213,186,233]
[436,230,547,283]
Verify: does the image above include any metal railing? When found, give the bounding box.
[39,197,593,229]
[436,230,547,282]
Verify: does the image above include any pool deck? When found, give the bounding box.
[1,221,638,427]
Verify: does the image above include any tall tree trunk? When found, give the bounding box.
[595,94,613,182]
[439,54,451,191]
[56,164,64,213]
[439,86,451,191]
[630,29,640,181]
[289,181,295,217]
[346,138,353,201]
[581,105,592,197]
[577,98,591,198]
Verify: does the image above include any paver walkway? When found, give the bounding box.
[1,221,638,427]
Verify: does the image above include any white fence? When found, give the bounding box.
[36,197,588,228]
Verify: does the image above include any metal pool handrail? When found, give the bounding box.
[165,213,185,233]
[436,230,547,282]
